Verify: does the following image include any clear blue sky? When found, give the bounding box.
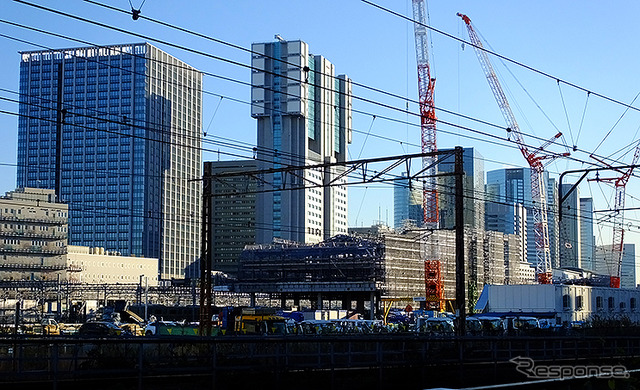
[2,0,640,263]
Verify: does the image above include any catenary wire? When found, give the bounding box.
[2,18,626,177]
[362,0,640,116]
[5,8,640,235]
[0,10,598,161]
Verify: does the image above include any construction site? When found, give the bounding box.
[233,224,532,318]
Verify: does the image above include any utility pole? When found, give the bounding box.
[54,63,67,199]
[454,147,465,336]
[199,163,213,336]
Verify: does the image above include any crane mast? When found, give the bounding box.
[591,145,640,288]
[458,13,569,284]
[413,0,438,227]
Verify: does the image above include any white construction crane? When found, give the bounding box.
[458,13,569,284]
[591,144,640,288]
[412,0,438,227]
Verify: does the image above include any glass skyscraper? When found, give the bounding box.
[17,43,202,279]
[485,168,558,268]
[393,172,423,229]
[437,147,485,231]
[579,197,595,271]
[559,183,581,268]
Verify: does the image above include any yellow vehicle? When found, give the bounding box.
[234,314,288,335]
[120,323,145,336]
[36,319,61,336]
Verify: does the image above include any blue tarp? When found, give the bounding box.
[474,287,489,312]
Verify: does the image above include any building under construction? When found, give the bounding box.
[235,225,530,317]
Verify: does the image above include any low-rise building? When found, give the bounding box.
[66,246,158,286]
[0,188,68,282]
[477,284,640,324]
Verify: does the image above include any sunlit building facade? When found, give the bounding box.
[251,39,352,244]
[16,43,202,279]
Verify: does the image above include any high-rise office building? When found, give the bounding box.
[485,201,527,265]
[485,168,558,268]
[251,39,352,244]
[559,183,581,268]
[205,160,257,277]
[17,43,202,279]
[393,172,423,229]
[579,197,595,271]
[547,177,560,268]
[620,243,637,289]
[485,201,526,236]
[437,147,485,231]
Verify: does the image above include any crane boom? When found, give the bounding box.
[413,0,438,227]
[590,144,640,287]
[458,13,569,283]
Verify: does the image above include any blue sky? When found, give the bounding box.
[2,0,640,262]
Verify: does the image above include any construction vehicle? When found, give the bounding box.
[458,13,569,283]
[144,318,216,337]
[416,316,455,335]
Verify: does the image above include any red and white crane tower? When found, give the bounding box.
[412,0,438,227]
[590,145,640,288]
[413,0,443,310]
[458,13,569,284]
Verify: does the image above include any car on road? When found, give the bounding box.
[77,321,123,337]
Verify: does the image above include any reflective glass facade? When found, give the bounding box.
[485,168,558,268]
[393,172,423,229]
[17,43,202,279]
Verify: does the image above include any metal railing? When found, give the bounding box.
[0,334,638,388]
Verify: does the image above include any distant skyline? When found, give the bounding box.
[2,1,640,269]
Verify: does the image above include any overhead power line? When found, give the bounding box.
[6,1,640,219]
[361,0,640,117]
[2,4,590,159]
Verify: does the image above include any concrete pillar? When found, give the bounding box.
[369,291,375,320]
[356,298,365,316]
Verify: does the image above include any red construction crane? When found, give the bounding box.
[413,0,438,227]
[590,145,640,288]
[458,13,569,284]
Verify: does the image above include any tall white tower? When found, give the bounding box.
[251,39,352,244]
